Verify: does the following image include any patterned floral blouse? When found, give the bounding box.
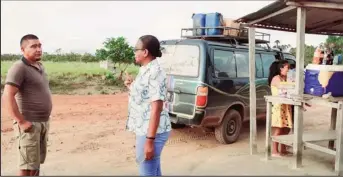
[126,59,171,136]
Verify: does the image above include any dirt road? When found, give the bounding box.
[1,93,223,175]
[1,93,335,175]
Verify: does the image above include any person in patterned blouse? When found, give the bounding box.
[124,35,171,176]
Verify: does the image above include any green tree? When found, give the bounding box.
[273,40,291,52]
[289,44,316,66]
[326,36,343,54]
[95,37,135,80]
[55,48,62,54]
[274,40,280,48]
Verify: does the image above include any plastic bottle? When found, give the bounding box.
[287,69,296,82]
[287,70,292,82]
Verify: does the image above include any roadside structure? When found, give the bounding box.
[236,0,343,175]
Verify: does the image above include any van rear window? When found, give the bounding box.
[284,53,296,61]
[157,45,200,77]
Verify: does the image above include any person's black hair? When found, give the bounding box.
[268,60,289,86]
[139,35,162,58]
[290,63,296,69]
[20,34,39,46]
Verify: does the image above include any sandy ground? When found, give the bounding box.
[0,93,338,175]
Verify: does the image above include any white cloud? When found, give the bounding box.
[1,1,327,54]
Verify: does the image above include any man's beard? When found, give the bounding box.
[35,57,42,61]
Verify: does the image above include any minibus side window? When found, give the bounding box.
[213,50,236,78]
[261,53,276,77]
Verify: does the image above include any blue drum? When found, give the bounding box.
[304,64,343,97]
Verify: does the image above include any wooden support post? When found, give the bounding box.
[293,105,304,168]
[265,101,272,160]
[335,102,343,175]
[249,27,257,155]
[293,7,306,169]
[329,108,337,150]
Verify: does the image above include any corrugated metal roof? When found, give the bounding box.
[236,0,343,36]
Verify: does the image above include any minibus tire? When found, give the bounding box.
[214,109,242,144]
[171,122,186,129]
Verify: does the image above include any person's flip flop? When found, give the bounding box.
[272,153,283,158]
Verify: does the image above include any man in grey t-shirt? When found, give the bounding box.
[2,34,52,176]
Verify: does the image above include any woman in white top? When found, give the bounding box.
[124,35,171,176]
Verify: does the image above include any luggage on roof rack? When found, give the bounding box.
[192,13,206,36]
[180,26,271,45]
[205,13,224,35]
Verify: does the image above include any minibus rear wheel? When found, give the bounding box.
[214,109,242,144]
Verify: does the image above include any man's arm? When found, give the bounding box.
[2,85,25,123]
[3,63,26,124]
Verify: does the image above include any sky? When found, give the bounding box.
[1,1,328,54]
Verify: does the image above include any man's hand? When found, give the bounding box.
[18,120,33,133]
[144,139,154,160]
[124,72,133,88]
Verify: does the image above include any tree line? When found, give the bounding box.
[2,36,342,67]
[275,36,343,66]
[1,37,135,64]
[1,52,101,62]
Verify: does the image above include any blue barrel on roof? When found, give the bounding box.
[192,13,206,36]
[205,12,223,35]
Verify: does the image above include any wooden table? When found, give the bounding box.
[264,94,343,175]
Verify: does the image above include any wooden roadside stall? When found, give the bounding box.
[236,0,343,175]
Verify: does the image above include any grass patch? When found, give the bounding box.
[1,61,139,95]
